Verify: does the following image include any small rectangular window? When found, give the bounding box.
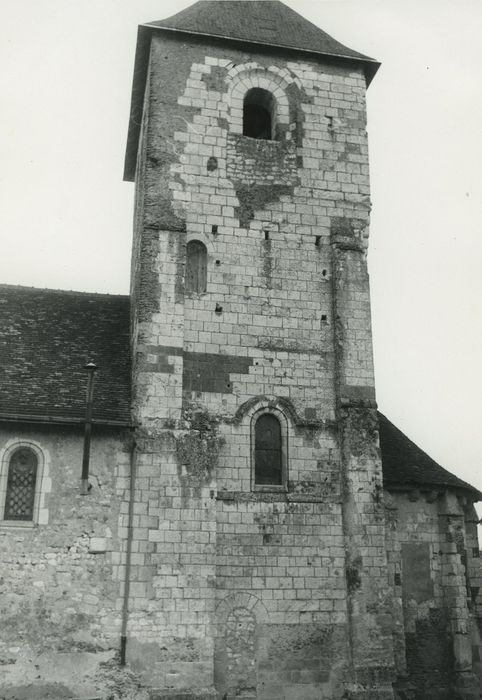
[186,240,207,294]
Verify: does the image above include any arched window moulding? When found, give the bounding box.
[0,439,51,526]
[228,65,294,138]
[250,402,289,492]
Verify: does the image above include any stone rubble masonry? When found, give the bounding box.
[128,31,397,699]
[0,425,130,698]
[0,22,480,700]
[385,490,482,699]
[0,18,480,700]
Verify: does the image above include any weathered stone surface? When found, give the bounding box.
[2,5,482,700]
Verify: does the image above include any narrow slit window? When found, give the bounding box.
[4,447,38,521]
[186,240,207,294]
[243,88,276,140]
[254,414,282,485]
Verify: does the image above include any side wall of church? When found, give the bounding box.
[385,489,482,699]
[0,424,130,699]
[130,32,395,699]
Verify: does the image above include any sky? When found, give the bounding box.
[1,1,481,500]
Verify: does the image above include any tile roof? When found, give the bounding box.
[379,412,481,498]
[124,0,380,181]
[145,1,375,64]
[0,285,131,425]
[0,285,477,498]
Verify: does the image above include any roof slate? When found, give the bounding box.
[124,0,379,181]
[0,284,477,497]
[146,1,375,63]
[379,412,480,497]
[0,285,131,425]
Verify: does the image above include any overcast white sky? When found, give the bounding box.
[1,1,481,499]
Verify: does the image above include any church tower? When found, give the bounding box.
[124,2,395,697]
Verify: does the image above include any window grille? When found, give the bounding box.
[4,447,38,521]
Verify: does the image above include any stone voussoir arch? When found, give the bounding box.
[227,63,297,135]
[232,394,323,428]
[215,591,269,638]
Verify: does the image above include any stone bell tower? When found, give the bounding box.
[123,1,396,698]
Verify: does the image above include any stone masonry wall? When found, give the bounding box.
[0,423,131,699]
[130,32,394,699]
[385,489,482,699]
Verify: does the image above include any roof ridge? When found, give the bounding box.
[146,0,376,63]
[0,283,129,299]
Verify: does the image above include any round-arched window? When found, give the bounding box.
[254,413,282,485]
[4,447,38,521]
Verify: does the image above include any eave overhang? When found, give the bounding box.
[123,24,380,182]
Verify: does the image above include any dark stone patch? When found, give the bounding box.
[286,81,314,150]
[340,384,376,403]
[176,407,224,492]
[331,217,367,254]
[142,64,201,228]
[201,65,228,92]
[339,109,367,130]
[404,608,453,699]
[352,666,396,691]
[217,116,229,132]
[451,521,466,555]
[257,337,332,357]
[217,490,331,504]
[135,432,176,454]
[263,623,335,668]
[401,543,433,604]
[148,692,216,700]
[262,237,272,289]
[372,481,383,506]
[137,345,182,374]
[137,227,162,323]
[257,622,346,696]
[144,145,188,232]
[176,428,220,484]
[0,684,75,699]
[345,142,362,154]
[183,351,253,394]
[169,230,187,304]
[339,406,379,459]
[207,156,218,171]
[331,216,365,238]
[229,135,297,187]
[346,556,362,593]
[235,183,293,228]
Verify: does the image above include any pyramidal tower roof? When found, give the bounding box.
[124,0,380,180]
[145,1,375,66]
